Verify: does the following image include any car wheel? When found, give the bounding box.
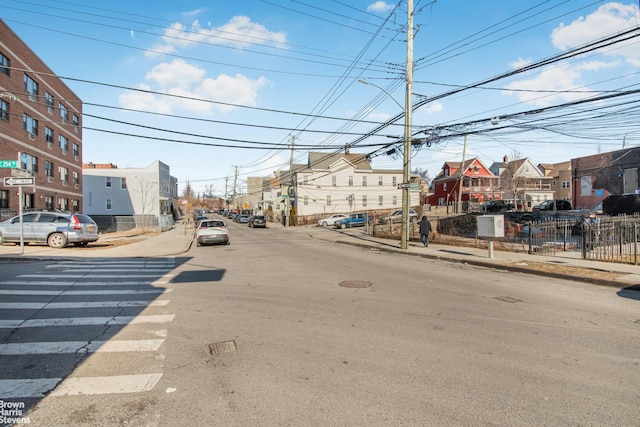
[48,233,67,248]
[340,223,347,229]
[321,221,328,227]
[196,240,201,247]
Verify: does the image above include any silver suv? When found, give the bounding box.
[0,211,99,248]
[377,208,419,224]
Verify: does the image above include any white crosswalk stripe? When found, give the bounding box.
[0,258,177,399]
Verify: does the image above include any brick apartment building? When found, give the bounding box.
[0,19,83,218]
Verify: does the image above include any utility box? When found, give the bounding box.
[477,215,504,238]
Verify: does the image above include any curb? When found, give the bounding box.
[322,235,627,289]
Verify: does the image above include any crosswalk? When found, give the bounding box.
[0,258,177,399]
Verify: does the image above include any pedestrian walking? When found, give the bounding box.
[418,215,432,247]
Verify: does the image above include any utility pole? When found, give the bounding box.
[457,134,467,214]
[400,0,414,250]
[288,135,295,226]
[231,166,238,211]
[224,177,229,210]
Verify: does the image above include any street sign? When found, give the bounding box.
[3,177,35,186]
[397,183,411,189]
[11,168,31,177]
[0,160,18,168]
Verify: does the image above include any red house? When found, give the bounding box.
[428,157,499,207]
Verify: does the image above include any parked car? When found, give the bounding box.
[195,219,229,246]
[532,200,572,211]
[377,209,419,224]
[0,211,99,248]
[481,200,515,212]
[238,214,249,224]
[335,212,371,229]
[317,214,347,227]
[248,215,267,228]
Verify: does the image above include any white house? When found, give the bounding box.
[260,152,420,220]
[82,160,179,231]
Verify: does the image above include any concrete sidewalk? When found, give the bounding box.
[1,219,639,288]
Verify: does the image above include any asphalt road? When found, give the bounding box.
[3,220,639,426]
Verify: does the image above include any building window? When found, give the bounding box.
[0,190,8,209]
[0,53,9,76]
[379,195,383,206]
[0,99,7,121]
[562,181,570,189]
[72,143,79,159]
[59,102,68,123]
[58,135,68,154]
[44,195,54,210]
[20,153,38,173]
[45,127,53,146]
[72,171,79,185]
[304,196,308,206]
[121,177,127,189]
[392,176,397,186]
[72,199,79,212]
[348,176,353,186]
[106,177,111,187]
[378,176,383,186]
[393,195,398,205]
[58,197,68,211]
[106,199,112,210]
[362,195,367,207]
[45,161,53,178]
[302,175,308,185]
[552,179,556,187]
[22,114,38,135]
[23,74,38,99]
[45,92,54,108]
[72,114,79,128]
[362,176,367,187]
[58,166,68,184]
[332,176,336,187]
[326,195,331,206]
[443,183,447,191]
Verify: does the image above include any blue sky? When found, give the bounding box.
[2,0,640,196]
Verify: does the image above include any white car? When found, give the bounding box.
[317,214,347,227]
[195,219,230,246]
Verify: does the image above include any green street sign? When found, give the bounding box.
[0,160,18,168]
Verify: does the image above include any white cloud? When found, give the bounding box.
[367,1,394,13]
[148,16,286,56]
[551,2,640,64]
[425,102,443,114]
[503,62,588,106]
[120,59,270,114]
[509,57,532,69]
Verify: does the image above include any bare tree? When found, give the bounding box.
[135,175,158,232]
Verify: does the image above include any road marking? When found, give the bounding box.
[0,281,170,286]
[0,339,165,355]
[0,378,61,398]
[18,274,168,279]
[0,288,171,296]
[0,314,175,328]
[0,300,170,309]
[0,374,163,398]
[51,268,173,273]
[50,373,163,396]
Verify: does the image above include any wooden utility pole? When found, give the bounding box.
[231,166,238,210]
[457,134,467,213]
[400,0,414,250]
[287,135,295,226]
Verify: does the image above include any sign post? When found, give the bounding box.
[3,177,36,254]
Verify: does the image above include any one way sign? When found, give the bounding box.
[3,177,35,186]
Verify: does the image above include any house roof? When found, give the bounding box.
[308,152,372,171]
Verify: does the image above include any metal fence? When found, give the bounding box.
[508,215,640,264]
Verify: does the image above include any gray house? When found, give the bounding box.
[82,160,179,232]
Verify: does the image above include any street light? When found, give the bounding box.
[358,77,413,249]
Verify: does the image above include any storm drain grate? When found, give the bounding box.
[494,296,523,303]
[209,340,237,355]
[339,280,372,289]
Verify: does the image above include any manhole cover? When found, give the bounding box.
[339,280,372,289]
[209,340,237,355]
[494,296,522,303]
